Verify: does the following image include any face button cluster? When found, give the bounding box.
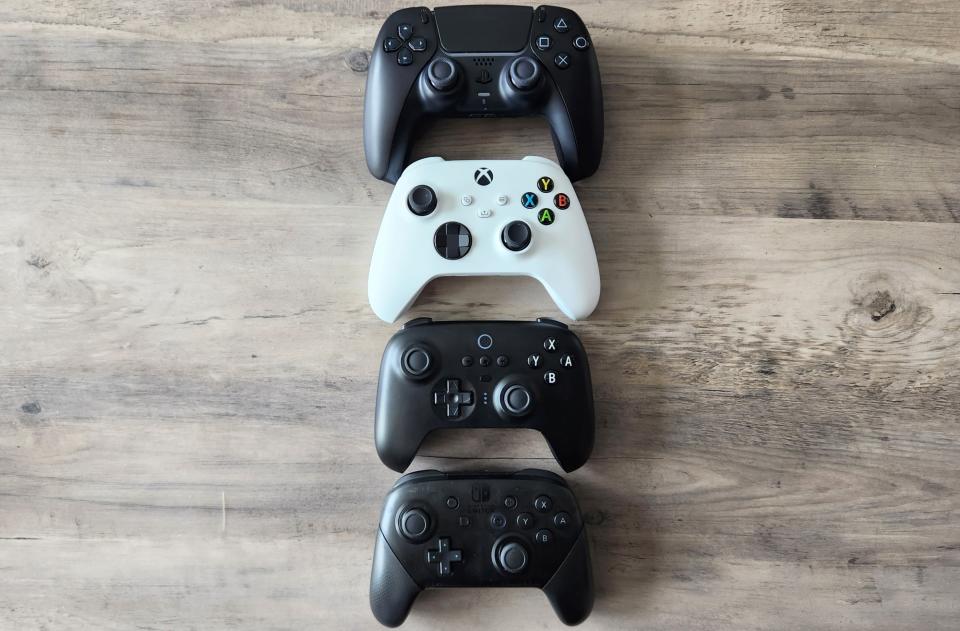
[532,13,590,70]
[526,334,576,386]
[386,19,431,66]
[519,176,571,226]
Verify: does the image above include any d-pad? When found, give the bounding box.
[425,537,463,576]
[433,378,474,418]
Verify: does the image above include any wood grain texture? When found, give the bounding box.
[1,1,959,629]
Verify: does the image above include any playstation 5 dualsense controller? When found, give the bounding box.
[368,157,601,322]
[363,5,604,183]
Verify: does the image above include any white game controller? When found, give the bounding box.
[368,156,601,322]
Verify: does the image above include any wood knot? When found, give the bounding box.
[866,290,896,321]
[344,49,369,73]
[21,401,42,414]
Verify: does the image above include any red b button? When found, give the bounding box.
[553,193,570,210]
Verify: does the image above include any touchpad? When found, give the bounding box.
[435,5,533,53]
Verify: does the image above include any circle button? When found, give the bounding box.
[573,35,590,50]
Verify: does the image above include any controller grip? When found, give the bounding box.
[543,419,594,473]
[542,529,594,625]
[544,88,603,182]
[370,529,422,627]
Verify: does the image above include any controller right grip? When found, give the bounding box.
[542,528,594,625]
[370,529,423,627]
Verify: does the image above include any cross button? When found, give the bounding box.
[425,537,463,577]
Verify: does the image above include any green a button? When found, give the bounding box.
[537,208,555,225]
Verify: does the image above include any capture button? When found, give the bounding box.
[536,176,554,193]
[383,37,402,52]
[553,52,571,69]
[504,496,518,509]
[397,48,414,66]
[490,512,507,529]
[521,192,539,209]
[573,35,590,50]
[434,222,471,260]
[408,36,427,52]
[537,208,555,225]
[397,23,413,40]
[553,193,570,209]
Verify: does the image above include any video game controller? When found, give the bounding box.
[369,469,594,626]
[374,317,594,472]
[367,156,601,322]
[364,5,604,183]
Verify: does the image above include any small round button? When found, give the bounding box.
[496,194,508,206]
[504,496,517,509]
[498,541,529,573]
[543,337,558,352]
[502,384,533,416]
[543,370,558,385]
[559,354,574,368]
[427,57,460,91]
[535,34,552,50]
[401,346,432,377]
[553,17,570,33]
[553,193,571,209]
[446,496,459,510]
[479,355,491,368]
[516,512,534,529]
[553,52,571,69]
[534,495,552,512]
[399,507,430,540]
[477,334,493,349]
[501,221,532,252]
[461,355,474,367]
[490,512,507,529]
[521,192,538,209]
[508,56,541,91]
[535,529,553,544]
[407,185,437,216]
[536,176,554,193]
[537,208,555,225]
[460,194,473,206]
[573,35,590,50]
[554,511,571,528]
[527,354,542,368]
[496,355,509,367]
[434,222,472,260]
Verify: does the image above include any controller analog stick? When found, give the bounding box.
[501,220,532,251]
[497,541,529,574]
[509,56,541,91]
[502,384,533,417]
[427,58,460,91]
[407,185,437,216]
[401,346,432,377]
[398,507,431,541]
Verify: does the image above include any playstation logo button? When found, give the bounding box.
[474,167,494,186]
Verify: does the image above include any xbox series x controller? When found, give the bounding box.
[367,156,601,323]
[364,5,604,183]
[370,469,594,626]
[374,317,594,473]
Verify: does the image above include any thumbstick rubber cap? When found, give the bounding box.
[509,56,541,90]
[498,541,529,574]
[501,220,532,251]
[503,384,533,416]
[407,185,437,215]
[427,58,459,91]
[399,508,430,540]
[401,346,432,377]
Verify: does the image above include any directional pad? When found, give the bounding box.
[433,378,474,418]
[433,222,472,260]
[425,537,463,577]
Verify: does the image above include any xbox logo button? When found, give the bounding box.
[474,167,494,186]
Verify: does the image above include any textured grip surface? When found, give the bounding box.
[369,530,422,627]
[543,528,595,625]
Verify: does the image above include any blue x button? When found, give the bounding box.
[521,192,539,209]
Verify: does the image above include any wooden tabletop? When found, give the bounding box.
[2,1,959,629]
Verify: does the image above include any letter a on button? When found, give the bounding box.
[538,209,555,225]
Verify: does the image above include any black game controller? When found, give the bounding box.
[364,5,604,183]
[374,317,595,473]
[369,469,594,626]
